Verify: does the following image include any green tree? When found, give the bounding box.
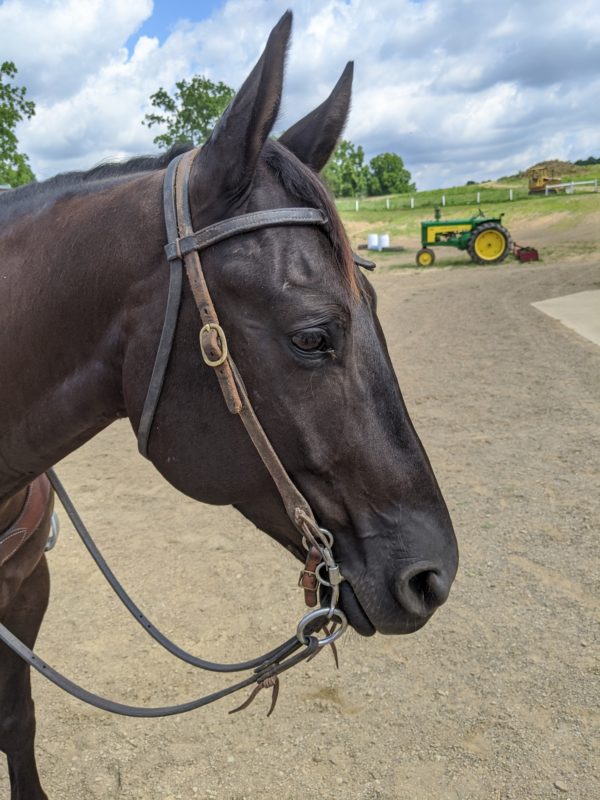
[574,156,600,166]
[322,139,369,197]
[367,152,414,196]
[0,61,36,187]
[143,76,234,149]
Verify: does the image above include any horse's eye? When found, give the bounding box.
[291,329,327,352]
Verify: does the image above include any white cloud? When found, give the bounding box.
[2,0,600,188]
[0,0,154,100]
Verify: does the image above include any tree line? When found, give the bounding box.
[322,140,414,197]
[574,156,600,166]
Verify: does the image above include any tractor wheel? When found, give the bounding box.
[467,222,512,264]
[416,247,435,267]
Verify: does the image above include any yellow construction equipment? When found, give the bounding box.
[528,167,562,195]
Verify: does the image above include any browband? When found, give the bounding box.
[164,207,328,261]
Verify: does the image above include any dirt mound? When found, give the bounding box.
[522,159,578,177]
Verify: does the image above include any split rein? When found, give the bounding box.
[0,148,354,717]
[0,469,343,717]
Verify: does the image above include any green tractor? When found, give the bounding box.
[416,209,513,267]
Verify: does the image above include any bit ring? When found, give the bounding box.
[296,607,348,647]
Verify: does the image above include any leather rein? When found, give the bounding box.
[0,148,351,717]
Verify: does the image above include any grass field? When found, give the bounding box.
[335,164,600,215]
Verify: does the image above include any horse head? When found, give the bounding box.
[123,12,458,636]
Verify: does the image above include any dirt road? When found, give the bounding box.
[3,254,598,800]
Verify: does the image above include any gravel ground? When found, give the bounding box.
[3,251,598,800]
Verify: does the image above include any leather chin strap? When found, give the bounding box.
[138,148,334,551]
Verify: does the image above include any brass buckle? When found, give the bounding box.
[199,323,228,367]
[298,568,317,588]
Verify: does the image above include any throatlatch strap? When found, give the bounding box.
[175,151,244,415]
[137,153,186,457]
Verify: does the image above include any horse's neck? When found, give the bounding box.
[0,172,164,499]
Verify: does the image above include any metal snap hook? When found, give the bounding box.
[301,526,334,554]
[316,527,334,549]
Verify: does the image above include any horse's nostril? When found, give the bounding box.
[396,563,451,618]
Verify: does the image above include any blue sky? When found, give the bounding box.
[1,0,599,190]
[127,0,224,46]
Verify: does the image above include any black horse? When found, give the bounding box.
[0,13,458,799]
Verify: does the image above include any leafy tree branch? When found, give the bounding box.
[143,76,234,149]
[322,139,415,198]
[0,61,36,187]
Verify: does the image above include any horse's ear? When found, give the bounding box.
[193,12,292,213]
[279,61,353,172]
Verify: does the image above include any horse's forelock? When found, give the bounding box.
[263,140,358,299]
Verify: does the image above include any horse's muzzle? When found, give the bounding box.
[340,559,455,636]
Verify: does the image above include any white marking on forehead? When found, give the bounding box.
[282,280,291,291]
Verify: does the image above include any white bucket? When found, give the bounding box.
[367,233,379,250]
[379,234,390,250]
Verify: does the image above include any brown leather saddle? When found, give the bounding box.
[0,475,53,614]
[0,475,52,566]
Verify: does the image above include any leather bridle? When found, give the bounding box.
[139,150,340,553]
[0,148,353,717]
[139,148,349,613]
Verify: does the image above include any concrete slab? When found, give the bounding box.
[532,289,600,347]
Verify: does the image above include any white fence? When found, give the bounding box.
[345,178,598,210]
[545,179,598,195]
